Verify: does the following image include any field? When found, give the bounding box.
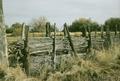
[0,31,120,81]
[0,0,120,81]
[0,44,120,81]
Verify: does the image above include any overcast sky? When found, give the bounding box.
[3,0,120,28]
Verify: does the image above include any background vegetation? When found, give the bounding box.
[6,17,120,37]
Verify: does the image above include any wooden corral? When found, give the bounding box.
[7,21,120,76]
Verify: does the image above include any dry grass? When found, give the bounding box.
[0,65,42,81]
[46,45,120,81]
[1,44,120,81]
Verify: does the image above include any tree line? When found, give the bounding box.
[6,17,58,36]
[6,17,120,36]
[68,17,120,32]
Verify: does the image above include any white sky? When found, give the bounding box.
[3,0,120,28]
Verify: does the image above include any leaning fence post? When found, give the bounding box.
[64,23,77,57]
[63,24,67,37]
[0,0,8,66]
[22,25,30,75]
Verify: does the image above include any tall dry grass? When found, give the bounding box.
[0,65,41,81]
[0,44,120,81]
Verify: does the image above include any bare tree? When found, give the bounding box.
[30,17,48,32]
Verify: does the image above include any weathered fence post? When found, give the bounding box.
[46,22,51,37]
[119,25,120,39]
[21,23,25,40]
[81,25,87,37]
[87,25,92,53]
[105,25,111,49]
[63,24,67,37]
[0,0,8,66]
[51,23,56,70]
[100,25,104,49]
[64,23,77,57]
[63,24,69,54]
[101,25,104,39]
[115,25,117,37]
[22,24,30,75]
[94,26,97,38]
